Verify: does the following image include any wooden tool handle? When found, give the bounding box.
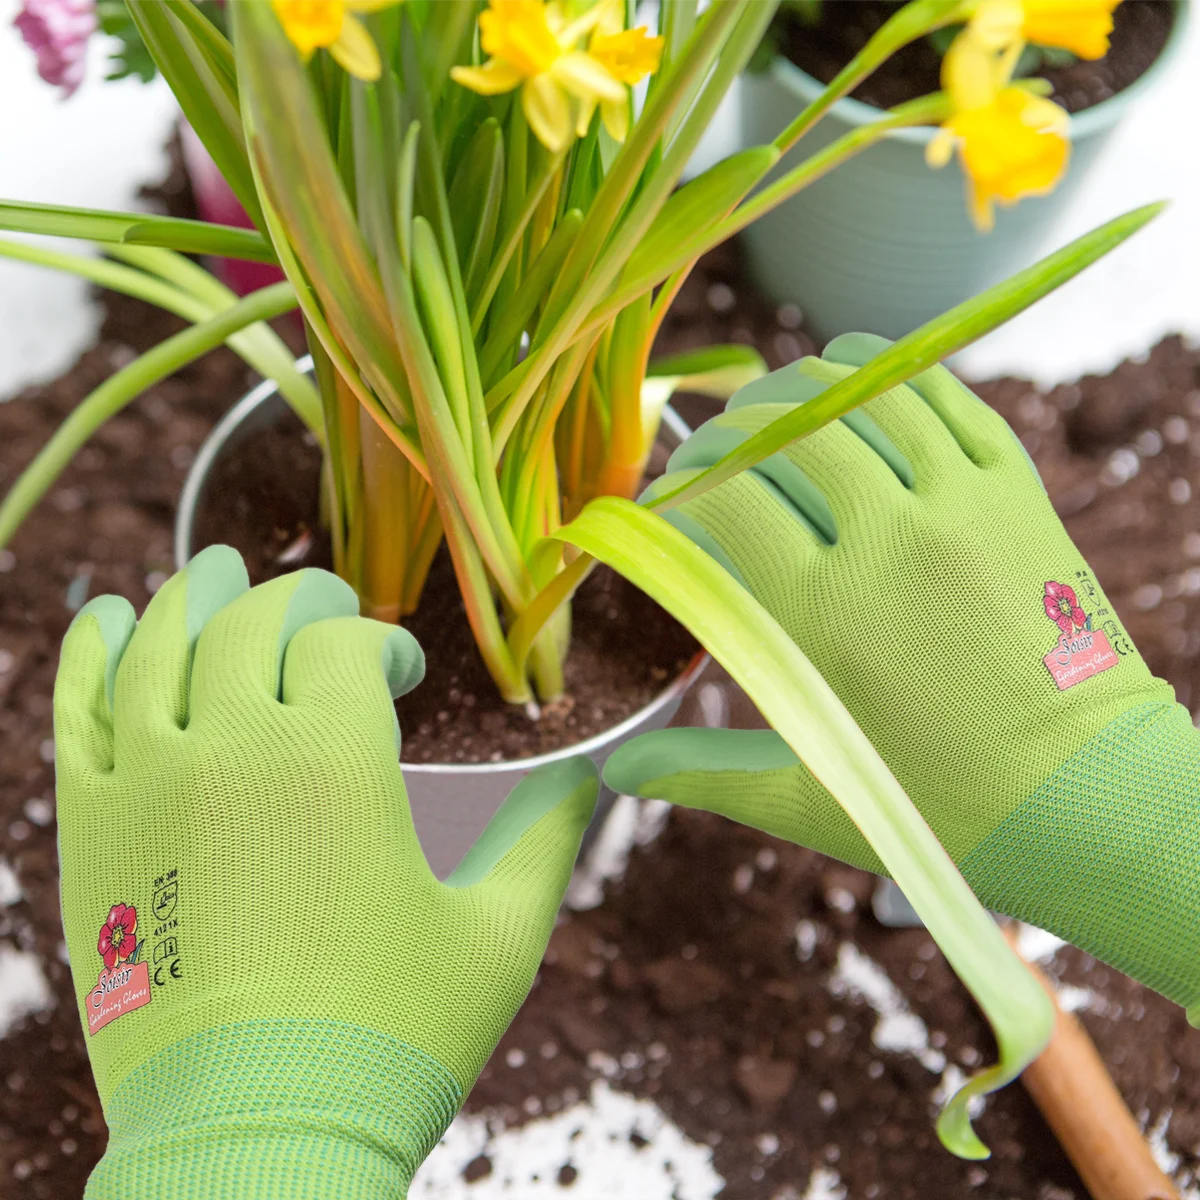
[1004,927,1179,1200]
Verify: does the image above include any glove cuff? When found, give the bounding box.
[85,1019,462,1200]
[960,701,1200,1013]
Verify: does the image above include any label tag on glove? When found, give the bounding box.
[88,963,152,1034]
[87,901,152,1034]
[1041,580,1119,691]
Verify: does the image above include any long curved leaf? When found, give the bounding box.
[650,202,1166,515]
[126,0,263,229]
[555,496,1054,1158]
[0,201,276,262]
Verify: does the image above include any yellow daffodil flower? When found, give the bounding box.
[927,86,1069,230]
[928,28,1071,231]
[272,0,399,82]
[451,0,661,152]
[577,1,663,142]
[965,0,1122,60]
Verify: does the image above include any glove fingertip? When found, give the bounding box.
[183,544,250,645]
[69,594,137,710]
[382,627,425,700]
[603,729,677,797]
[443,757,598,892]
[822,331,893,367]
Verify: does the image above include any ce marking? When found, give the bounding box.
[153,961,182,987]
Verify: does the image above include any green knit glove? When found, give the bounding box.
[609,332,1200,1013]
[55,545,598,1199]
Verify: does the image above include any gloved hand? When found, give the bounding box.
[55,545,597,1199]
[609,333,1200,1015]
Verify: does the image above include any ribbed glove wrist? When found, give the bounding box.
[960,700,1200,1015]
[85,1019,461,1200]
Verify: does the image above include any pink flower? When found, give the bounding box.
[14,0,96,98]
[97,903,137,971]
[1044,580,1086,637]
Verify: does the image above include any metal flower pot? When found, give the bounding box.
[738,1,1188,342]
[175,364,708,878]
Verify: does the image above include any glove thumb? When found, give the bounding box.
[445,757,599,912]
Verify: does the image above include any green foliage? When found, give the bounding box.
[97,0,227,84]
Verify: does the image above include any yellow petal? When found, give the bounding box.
[590,27,664,84]
[591,0,625,39]
[522,74,572,152]
[1016,90,1070,135]
[966,180,997,233]
[557,0,616,48]
[346,0,402,11]
[964,0,1024,51]
[941,29,1007,110]
[1021,0,1121,59]
[273,0,346,56]
[551,51,624,103]
[480,0,562,77]
[950,87,1071,222]
[329,12,382,79]
[451,59,526,96]
[600,96,629,143]
[576,94,598,138]
[925,126,956,169]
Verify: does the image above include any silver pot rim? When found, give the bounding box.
[175,358,710,776]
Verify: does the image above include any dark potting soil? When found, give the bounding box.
[192,410,700,763]
[3,181,1200,1193]
[780,0,1175,115]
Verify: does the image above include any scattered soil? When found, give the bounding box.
[475,809,1200,1198]
[193,412,699,764]
[780,0,1176,115]
[3,159,1200,1196]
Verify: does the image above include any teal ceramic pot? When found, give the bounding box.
[738,5,1188,342]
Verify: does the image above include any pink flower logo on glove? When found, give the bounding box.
[1043,580,1086,636]
[97,903,138,971]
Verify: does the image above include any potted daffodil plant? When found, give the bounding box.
[0,0,1167,1155]
[740,0,1186,337]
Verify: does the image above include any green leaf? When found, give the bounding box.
[419,0,480,108]
[412,217,473,454]
[447,118,505,302]
[96,0,159,82]
[772,0,969,153]
[0,201,276,263]
[480,209,583,391]
[0,238,319,438]
[650,202,1167,515]
[623,146,779,287]
[161,0,236,87]
[231,0,412,424]
[396,120,421,271]
[646,344,768,382]
[126,0,263,230]
[554,497,1054,1157]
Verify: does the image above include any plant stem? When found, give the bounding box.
[771,0,967,153]
[578,98,950,343]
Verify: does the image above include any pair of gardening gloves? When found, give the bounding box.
[55,334,1198,1197]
